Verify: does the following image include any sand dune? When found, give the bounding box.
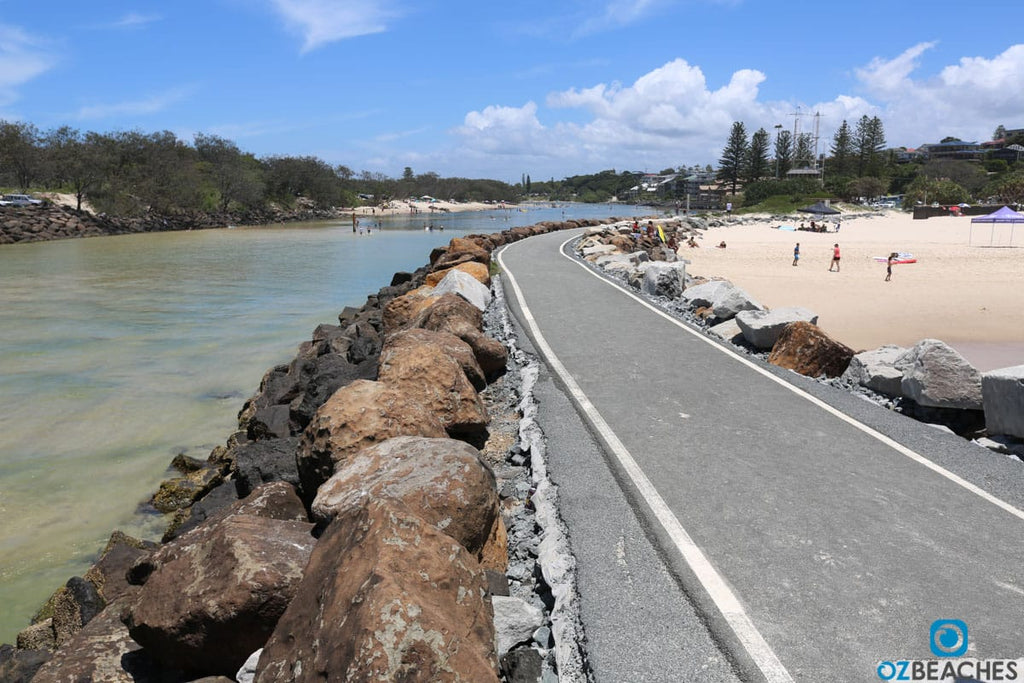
[680,211,1024,371]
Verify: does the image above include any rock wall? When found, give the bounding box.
[0,203,344,245]
[3,216,620,683]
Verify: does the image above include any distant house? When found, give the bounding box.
[624,170,722,209]
[918,140,984,161]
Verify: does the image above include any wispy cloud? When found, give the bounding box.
[266,0,403,53]
[0,24,56,105]
[110,13,162,29]
[73,86,195,120]
[375,126,430,143]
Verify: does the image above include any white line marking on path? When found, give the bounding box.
[497,241,796,683]
[551,232,1024,525]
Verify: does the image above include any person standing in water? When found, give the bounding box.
[829,243,841,272]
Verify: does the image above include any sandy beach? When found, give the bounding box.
[351,199,506,216]
[679,210,1024,371]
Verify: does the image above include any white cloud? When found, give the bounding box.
[855,43,1024,146]
[455,59,772,174]
[855,41,936,98]
[0,24,56,106]
[439,43,1024,178]
[267,0,401,53]
[74,87,194,120]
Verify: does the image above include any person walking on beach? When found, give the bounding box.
[885,252,895,281]
[792,242,800,266]
[829,243,841,272]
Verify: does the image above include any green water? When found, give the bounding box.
[0,205,641,642]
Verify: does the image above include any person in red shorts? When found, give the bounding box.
[829,243,841,272]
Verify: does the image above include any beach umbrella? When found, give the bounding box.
[798,201,841,216]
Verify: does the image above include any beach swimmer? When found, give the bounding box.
[829,243,841,271]
[792,242,800,266]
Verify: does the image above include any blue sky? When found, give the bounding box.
[2,1,1023,182]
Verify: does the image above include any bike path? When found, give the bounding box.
[497,229,1024,682]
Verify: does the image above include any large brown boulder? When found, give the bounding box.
[425,260,491,287]
[124,514,315,677]
[412,294,508,381]
[383,327,486,390]
[430,237,492,273]
[295,379,447,502]
[377,330,489,445]
[381,286,438,333]
[255,499,499,683]
[312,436,501,562]
[767,321,854,378]
[129,481,309,586]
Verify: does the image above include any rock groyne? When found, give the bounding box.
[1,217,618,682]
[0,203,345,245]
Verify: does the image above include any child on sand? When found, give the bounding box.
[885,252,896,281]
[792,242,800,266]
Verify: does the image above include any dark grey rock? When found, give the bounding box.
[500,647,543,683]
[232,437,301,498]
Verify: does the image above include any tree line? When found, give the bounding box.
[716,116,1024,208]
[0,121,521,217]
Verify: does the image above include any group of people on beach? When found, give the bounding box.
[797,221,840,233]
[790,242,897,280]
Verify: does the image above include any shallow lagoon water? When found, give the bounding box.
[0,204,643,641]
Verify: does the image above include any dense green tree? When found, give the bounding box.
[774,129,793,177]
[919,159,988,195]
[854,116,887,177]
[984,171,1024,204]
[194,133,264,211]
[829,120,854,177]
[745,128,771,183]
[846,176,889,202]
[994,125,1007,141]
[0,120,43,190]
[717,121,748,194]
[41,127,106,212]
[903,176,968,205]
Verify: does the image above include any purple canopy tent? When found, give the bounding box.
[969,205,1023,246]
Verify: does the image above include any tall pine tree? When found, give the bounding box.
[830,120,853,177]
[717,121,748,194]
[745,128,770,183]
[774,129,793,177]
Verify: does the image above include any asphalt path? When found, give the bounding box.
[497,228,1024,682]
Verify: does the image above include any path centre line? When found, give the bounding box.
[497,243,796,683]
[554,232,1024,524]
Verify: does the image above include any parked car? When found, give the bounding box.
[0,193,43,206]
